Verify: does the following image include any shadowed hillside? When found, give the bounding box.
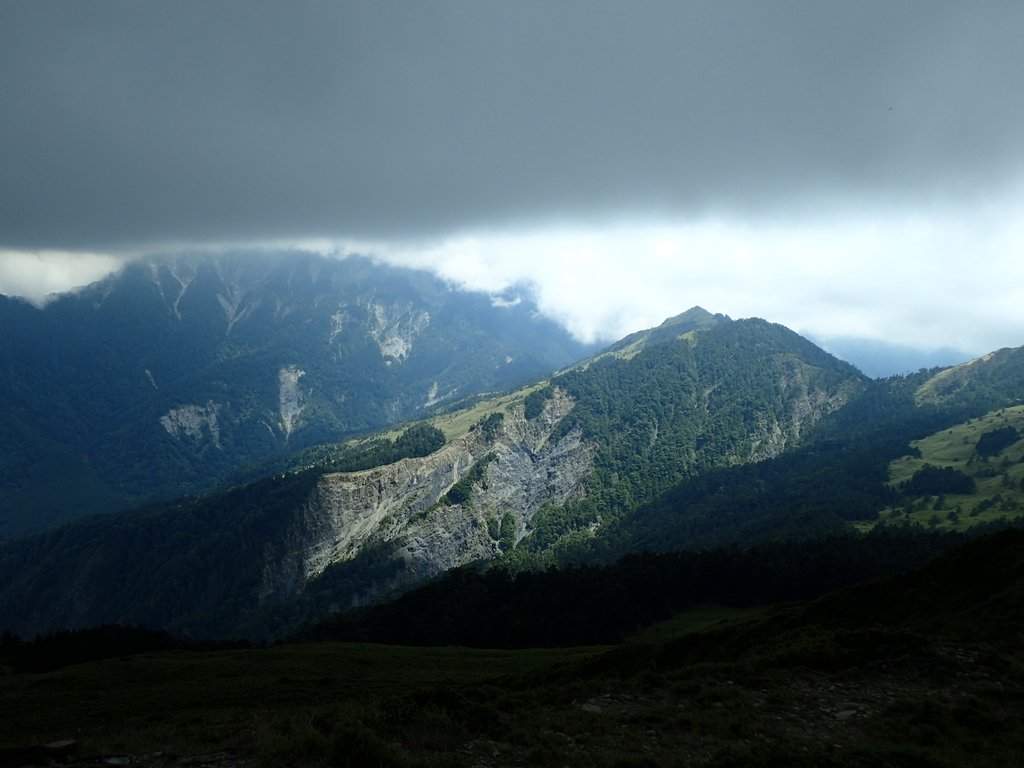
[1,529,1022,767]
[0,251,592,539]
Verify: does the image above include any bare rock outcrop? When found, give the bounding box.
[261,389,594,603]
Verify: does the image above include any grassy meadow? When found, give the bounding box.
[878,404,1024,530]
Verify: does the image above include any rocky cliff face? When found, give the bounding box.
[159,401,222,449]
[742,356,858,462]
[261,389,594,604]
[278,365,306,438]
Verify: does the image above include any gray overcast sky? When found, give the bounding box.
[2,1,1023,354]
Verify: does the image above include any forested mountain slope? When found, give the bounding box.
[592,353,1024,560]
[0,252,591,539]
[0,312,867,639]
[915,345,1024,407]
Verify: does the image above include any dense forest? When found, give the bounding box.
[1,524,999,667]
[300,525,980,648]
[508,320,864,560]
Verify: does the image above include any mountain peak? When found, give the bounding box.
[658,306,730,330]
[586,307,730,364]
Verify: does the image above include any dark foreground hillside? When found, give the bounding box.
[1,529,1022,768]
[299,526,971,648]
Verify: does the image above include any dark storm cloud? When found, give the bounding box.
[2,0,1023,251]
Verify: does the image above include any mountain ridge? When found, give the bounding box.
[0,251,594,539]
[3,262,1023,640]
[0,309,875,639]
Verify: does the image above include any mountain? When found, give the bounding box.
[914,345,1024,407]
[582,305,731,363]
[2,301,1022,641]
[0,312,871,639]
[300,525,971,648]
[0,251,593,539]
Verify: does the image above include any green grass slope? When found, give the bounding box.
[879,404,1024,530]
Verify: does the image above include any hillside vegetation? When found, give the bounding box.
[0,252,591,539]
[503,317,863,564]
[2,309,1023,644]
[915,345,1024,408]
[0,314,871,640]
[881,404,1024,530]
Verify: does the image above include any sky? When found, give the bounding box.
[2,1,1023,359]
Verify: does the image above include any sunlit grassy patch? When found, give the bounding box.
[880,405,1024,530]
[425,385,541,442]
[370,383,544,445]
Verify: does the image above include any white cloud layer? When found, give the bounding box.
[0,251,123,305]
[358,196,1024,355]
[7,197,1019,359]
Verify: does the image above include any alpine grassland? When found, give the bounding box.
[882,404,1024,530]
